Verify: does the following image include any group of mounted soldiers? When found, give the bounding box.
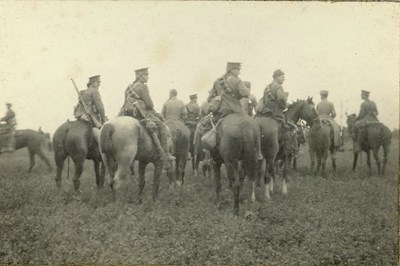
[1,62,380,164]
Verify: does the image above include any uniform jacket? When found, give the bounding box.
[0,109,17,127]
[317,99,336,118]
[121,81,156,119]
[259,80,287,121]
[161,97,188,122]
[74,87,105,123]
[208,75,249,115]
[357,99,378,122]
[240,94,258,116]
[185,101,201,125]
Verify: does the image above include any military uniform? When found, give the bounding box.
[259,79,287,123]
[74,75,106,127]
[316,92,342,147]
[240,81,257,117]
[0,104,17,152]
[161,96,188,122]
[353,90,379,153]
[185,96,201,129]
[200,101,210,117]
[119,68,173,169]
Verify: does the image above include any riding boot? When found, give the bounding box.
[159,125,175,168]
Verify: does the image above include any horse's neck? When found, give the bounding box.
[286,104,301,123]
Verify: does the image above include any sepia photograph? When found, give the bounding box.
[0,1,398,265]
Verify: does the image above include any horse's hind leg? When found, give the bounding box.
[352,152,358,172]
[153,163,162,201]
[366,150,372,176]
[54,151,66,189]
[226,161,240,216]
[37,150,53,173]
[138,161,147,204]
[28,150,36,173]
[331,150,336,176]
[212,161,222,203]
[382,145,390,175]
[71,155,85,191]
[372,149,381,176]
[93,160,102,189]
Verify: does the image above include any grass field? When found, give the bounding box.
[0,138,398,265]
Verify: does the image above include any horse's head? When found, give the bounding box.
[39,130,52,151]
[287,97,318,127]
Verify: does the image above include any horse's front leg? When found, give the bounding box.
[93,160,101,189]
[309,148,315,172]
[264,158,275,200]
[226,161,240,216]
[28,150,36,173]
[212,160,222,203]
[331,149,336,177]
[282,154,290,195]
[352,152,359,171]
[366,150,372,176]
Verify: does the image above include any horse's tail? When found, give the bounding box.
[100,123,115,154]
[381,124,392,146]
[242,127,258,181]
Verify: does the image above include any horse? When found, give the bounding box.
[166,119,190,185]
[99,116,174,202]
[208,113,261,216]
[292,120,308,170]
[308,118,336,178]
[346,114,391,175]
[193,116,212,178]
[255,97,318,199]
[0,127,53,172]
[53,120,105,190]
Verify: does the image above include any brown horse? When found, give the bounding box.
[0,128,53,172]
[166,119,190,185]
[308,118,336,178]
[209,113,261,216]
[53,120,105,190]
[255,97,317,199]
[99,116,175,202]
[346,114,391,175]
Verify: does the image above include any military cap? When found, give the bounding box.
[88,75,101,84]
[6,102,12,107]
[189,94,198,99]
[226,62,241,72]
[361,90,370,96]
[243,81,251,89]
[273,69,285,79]
[320,90,329,96]
[135,68,149,77]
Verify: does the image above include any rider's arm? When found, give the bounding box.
[330,102,337,118]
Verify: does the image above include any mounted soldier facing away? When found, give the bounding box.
[161,89,188,123]
[0,102,17,152]
[201,62,262,160]
[240,81,258,117]
[118,67,174,170]
[316,90,343,149]
[352,90,379,153]
[73,75,107,141]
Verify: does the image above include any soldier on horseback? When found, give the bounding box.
[185,94,201,131]
[240,81,258,117]
[316,90,343,148]
[203,62,262,160]
[73,75,107,141]
[257,69,298,156]
[352,90,379,153]
[162,89,188,122]
[118,67,174,170]
[0,103,17,152]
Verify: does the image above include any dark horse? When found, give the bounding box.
[255,98,317,199]
[53,120,105,190]
[346,114,391,175]
[0,127,53,172]
[208,113,260,216]
[166,119,190,185]
[100,116,175,202]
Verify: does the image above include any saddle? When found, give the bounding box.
[200,113,224,150]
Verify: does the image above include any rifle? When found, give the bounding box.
[71,79,102,128]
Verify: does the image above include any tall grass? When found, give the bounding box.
[0,139,397,264]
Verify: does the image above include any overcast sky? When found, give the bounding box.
[0,2,398,134]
